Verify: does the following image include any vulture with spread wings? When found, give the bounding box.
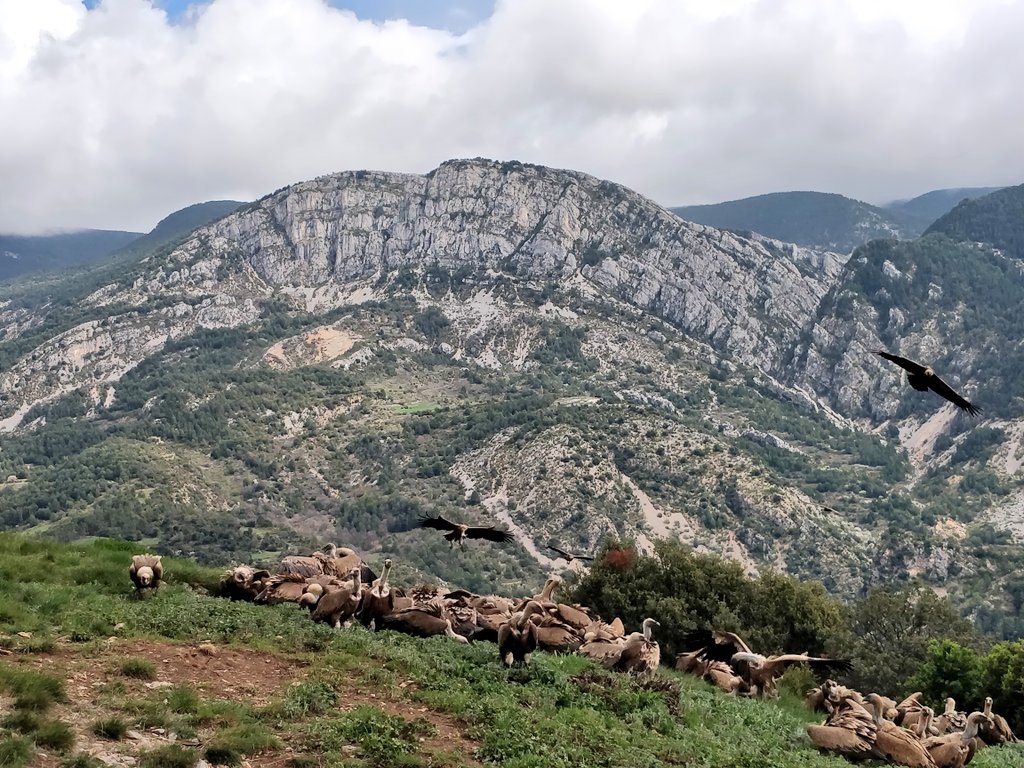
[546,545,595,564]
[418,513,515,548]
[876,350,980,416]
[681,628,852,698]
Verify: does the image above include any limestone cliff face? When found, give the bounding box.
[2,159,847,427]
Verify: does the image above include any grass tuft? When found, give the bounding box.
[138,744,197,768]
[0,665,65,712]
[204,724,282,766]
[119,656,157,680]
[0,734,34,768]
[91,716,129,740]
[31,719,76,751]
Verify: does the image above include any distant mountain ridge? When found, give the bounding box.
[670,191,920,253]
[884,186,1004,226]
[924,183,1024,259]
[0,229,142,281]
[0,200,246,284]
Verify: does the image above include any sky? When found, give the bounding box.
[1,0,1022,234]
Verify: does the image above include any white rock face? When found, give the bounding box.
[1,158,847,427]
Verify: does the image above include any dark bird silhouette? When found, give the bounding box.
[546,545,595,564]
[417,513,515,548]
[876,351,980,416]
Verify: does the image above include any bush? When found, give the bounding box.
[138,744,197,768]
[119,657,157,680]
[91,717,129,740]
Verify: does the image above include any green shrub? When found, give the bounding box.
[91,717,129,740]
[204,724,281,766]
[0,734,34,768]
[138,744,197,768]
[282,679,337,717]
[60,753,106,768]
[31,719,75,751]
[166,686,200,714]
[0,666,65,712]
[119,657,157,680]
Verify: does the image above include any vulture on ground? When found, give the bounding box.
[864,694,937,768]
[417,514,515,548]
[129,555,163,592]
[876,351,980,416]
[497,601,543,666]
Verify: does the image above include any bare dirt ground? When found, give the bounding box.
[10,638,481,768]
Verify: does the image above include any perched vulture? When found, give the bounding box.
[876,351,980,416]
[615,618,661,676]
[129,555,163,592]
[497,601,543,666]
[218,565,271,602]
[863,694,936,768]
[923,711,991,768]
[978,696,1017,745]
[310,568,363,628]
[806,694,879,761]
[417,513,515,548]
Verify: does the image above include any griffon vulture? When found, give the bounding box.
[310,568,363,628]
[497,601,543,666]
[923,712,992,768]
[876,351,980,416]
[806,694,879,761]
[546,545,595,564]
[357,559,394,630]
[978,696,1017,745]
[218,565,272,602]
[129,555,163,592]
[864,693,937,768]
[417,513,515,548]
[379,604,469,643]
[614,618,660,675]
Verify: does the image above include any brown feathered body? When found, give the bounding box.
[311,569,363,628]
[129,554,163,591]
[497,601,542,666]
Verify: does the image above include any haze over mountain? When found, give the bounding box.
[1,159,1023,637]
[925,183,1024,260]
[885,186,1005,228]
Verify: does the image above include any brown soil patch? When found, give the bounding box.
[6,638,482,768]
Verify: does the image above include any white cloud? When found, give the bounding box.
[1,0,1022,233]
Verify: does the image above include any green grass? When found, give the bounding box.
[395,402,440,414]
[91,717,129,740]
[1,532,1023,768]
[118,656,157,680]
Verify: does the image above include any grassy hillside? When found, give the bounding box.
[670,192,920,252]
[3,534,1021,768]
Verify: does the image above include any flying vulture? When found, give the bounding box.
[417,513,515,548]
[876,350,980,416]
[546,545,595,564]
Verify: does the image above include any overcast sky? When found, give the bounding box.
[2,0,1022,234]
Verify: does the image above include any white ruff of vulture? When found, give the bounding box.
[417,513,515,549]
[129,554,163,592]
[876,351,980,416]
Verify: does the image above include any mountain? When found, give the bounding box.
[1,158,1024,637]
[0,201,246,285]
[924,183,1024,259]
[118,199,245,257]
[884,186,1005,227]
[0,229,142,281]
[669,191,921,253]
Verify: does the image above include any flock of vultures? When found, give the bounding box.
[123,352,1006,767]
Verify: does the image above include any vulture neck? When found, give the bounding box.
[641,619,657,641]
[444,619,468,644]
[961,717,983,747]
[377,562,391,594]
[539,578,559,602]
[983,698,993,717]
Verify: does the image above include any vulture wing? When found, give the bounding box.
[418,514,460,533]
[926,372,981,416]
[574,554,596,562]
[465,526,515,544]
[547,545,573,560]
[876,350,928,375]
[766,654,853,676]
[681,628,751,661]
